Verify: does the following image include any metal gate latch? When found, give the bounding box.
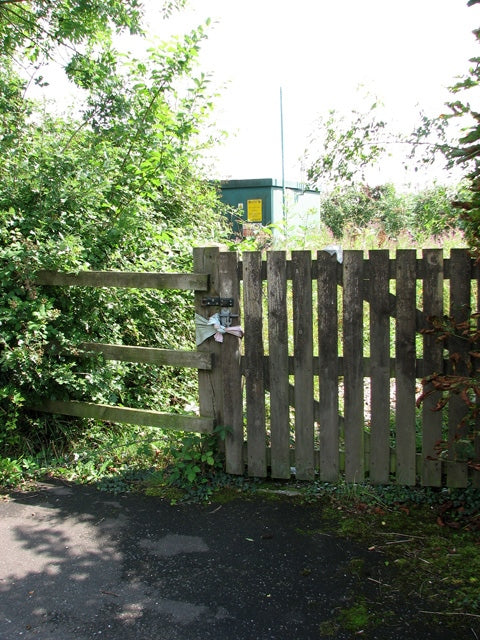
[219,308,239,327]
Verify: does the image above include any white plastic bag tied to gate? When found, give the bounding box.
[195,313,244,346]
[322,244,343,263]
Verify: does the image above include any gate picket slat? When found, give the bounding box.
[447,249,471,487]
[343,251,364,482]
[193,247,223,427]
[243,251,267,477]
[292,251,315,480]
[422,249,444,487]
[474,273,480,488]
[369,250,391,484]
[267,251,290,478]
[395,250,417,485]
[317,250,339,481]
[219,251,244,476]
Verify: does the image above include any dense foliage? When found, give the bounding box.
[444,26,480,253]
[413,1,480,469]
[319,183,462,240]
[0,1,226,457]
[302,94,463,243]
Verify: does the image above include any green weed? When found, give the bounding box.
[337,598,371,631]
[312,482,480,615]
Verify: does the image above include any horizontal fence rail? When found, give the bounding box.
[32,266,214,433]
[36,269,209,291]
[80,343,213,369]
[37,400,214,433]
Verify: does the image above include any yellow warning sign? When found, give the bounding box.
[247,199,262,222]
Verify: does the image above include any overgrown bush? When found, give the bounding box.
[0,18,227,458]
[320,182,462,240]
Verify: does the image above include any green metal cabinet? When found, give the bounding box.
[218,178,321,236]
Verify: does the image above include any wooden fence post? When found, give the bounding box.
[318,250,340,482]
[193,247,224,429]
[292,251,315,480]
[474,268,480,488]
[447,249,471,488]
[369,249,391,484]
[219,250,244,475]
[268,251,291,479]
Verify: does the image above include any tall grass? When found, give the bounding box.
[270,221,466,254]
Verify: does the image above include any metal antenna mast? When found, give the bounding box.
[280,86,286,223]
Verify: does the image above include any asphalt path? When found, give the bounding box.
[0,482,477,640]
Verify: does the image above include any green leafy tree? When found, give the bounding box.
[0,1,227,456]
[303,90,456,194]
[304,99,389,190]
[415,1,480,469]
[0,0,143,78]
[442,24,480,252]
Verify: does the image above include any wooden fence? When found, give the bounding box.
[34,247,480,488]
[34,267,216,434]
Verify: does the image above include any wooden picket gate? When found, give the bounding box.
[198,246,480,488]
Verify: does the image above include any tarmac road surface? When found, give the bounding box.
[0,481,477,640]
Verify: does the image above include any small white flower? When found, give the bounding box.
[184,402,199,415]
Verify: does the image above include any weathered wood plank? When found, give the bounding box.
[34,400,214,432]
[193,247,224,428]
[447,248,470,487]
[421,249,444,487]
[317,250,339,482]
[263,354,425,378]
[343,250,364,482]
[369,250,391,484]
[219,251,245,475]
[81,343,212,369]
[395,250,417,485]
[37,270,209,291]
[267,251,291,479]
[243,251,267,477]
[474,274,480,488]
[292,251,315,480]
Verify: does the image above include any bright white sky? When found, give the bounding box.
[36,0,478,187]
[145,0,478,187]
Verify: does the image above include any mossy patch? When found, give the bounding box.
[320,496,480,617]
[294,526,330,537]
[338,598,371,631]
[348,556,366,578]
[319,596,394,636]
[144,485,183,502]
